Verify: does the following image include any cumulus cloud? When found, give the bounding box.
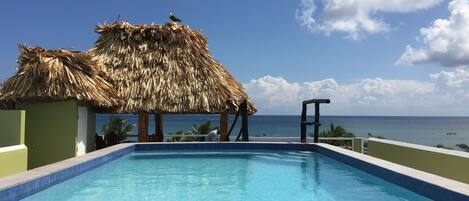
[244,76,301,108]
[430,68,469,87]
[397,0,469,67]
[244,70,469,115]
[296,0,443,40]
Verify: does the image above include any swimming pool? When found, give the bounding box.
[0,143,468,201]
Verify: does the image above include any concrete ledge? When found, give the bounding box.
[0,145,26,153]
[367,138,469,184]
[370,137,469,158]
[316,143,469,201]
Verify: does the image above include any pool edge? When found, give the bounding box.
[0,142,467,201]
[0,143,135,201]
[315,143,469,201]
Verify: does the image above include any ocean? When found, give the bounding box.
[96,115,469,147]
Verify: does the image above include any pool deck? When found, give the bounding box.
[0,142,468,201]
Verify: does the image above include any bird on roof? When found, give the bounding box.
[169,12,182,23]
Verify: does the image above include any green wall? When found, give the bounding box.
[0,145,27,178]
[352,138,363,153]
[17,101,78,169]
[368,138,469,184]
[0,110,27,178]
[0,110,25,147]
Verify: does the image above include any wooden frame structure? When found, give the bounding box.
[138,100,250,142]
[138,112,148,142]
[137,113,167,142]
[223,100,250,141]
[300,99,330,143]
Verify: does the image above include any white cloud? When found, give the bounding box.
[244,69,469,115]
[397,0,469,67]
[243,76,301,107]
[430,68,469,87]
[296,0,443,40]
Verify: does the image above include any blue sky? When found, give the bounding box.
[1,0,469,116]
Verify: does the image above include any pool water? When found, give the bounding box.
[23,151,431,201]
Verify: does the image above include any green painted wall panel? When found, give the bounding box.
[352,138,362,153]
[368,139,469,184]
[0,110,25,147]
[17,101,78,169]
[0,145,28,178]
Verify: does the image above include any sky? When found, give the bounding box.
[1,0,469,116]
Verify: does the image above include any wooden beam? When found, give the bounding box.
[300,103,307,143]
[152,113,164,142]
[241,100,249,141]
[138,111,149,142]
[313,103,320,143]
[219,112,228,141]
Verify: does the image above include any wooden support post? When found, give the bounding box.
[220,112,228,141]
[313,103,320,143]
[300,103,307,143]
[152,113,164,142]
[138,111,149,142]
[241,100,249,141]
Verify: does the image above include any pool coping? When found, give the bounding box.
[0,142,467,201]
[315,143,469,201]
[369,137,469,158]
[0,143,135,201]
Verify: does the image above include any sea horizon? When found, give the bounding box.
[97,114,469,148]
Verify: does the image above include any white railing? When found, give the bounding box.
[167,134,209,138]
[162,135,367,153]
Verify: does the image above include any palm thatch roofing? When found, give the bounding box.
[0,45,120,110]
[0,89,11,110]
[89,21,256,114]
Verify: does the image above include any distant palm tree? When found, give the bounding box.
[101,116,134,145]
[167,130,194,142]
[435,144,452,149]
[456,144,469,152]
[192,121,217,135]
[319,124,354,138]
[191,121,218,141]
[167,121,218,142]
[318,124,355,146]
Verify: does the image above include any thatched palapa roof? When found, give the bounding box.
[89,21,256,114]
[0,45,120,110]
[0,89,10,110]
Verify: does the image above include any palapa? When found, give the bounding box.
[0,45,120,111]
[89,21,256,114]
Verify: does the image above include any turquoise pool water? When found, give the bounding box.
[23,151,431,201]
